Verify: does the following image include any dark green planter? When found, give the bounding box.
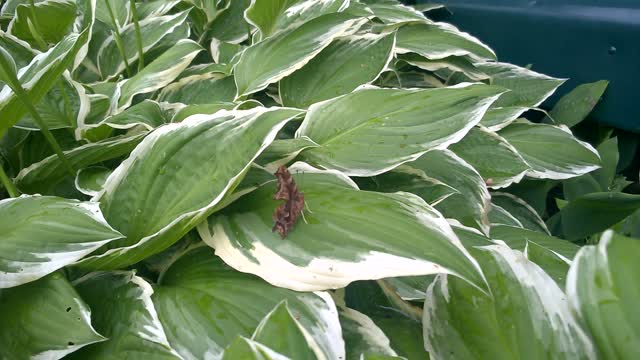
[416,0,640,132]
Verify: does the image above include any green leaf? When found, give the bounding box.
[423,244,596,360]
[567,231,640,359]
[199,162,486,292]
[96,99,171,131]
[0,273,105,359]
[362,2,431,24]
[117,39,203,110]
[158,74,237,105]
[490,225,580,288]
[358,163,458,207]
[400,149,491,234]
[450,127,529,189]
[75,107,302,270]
[0,29,90,138]
[256,136,320,172]
[97,9,190,79]
[69,271,181,359]
[499,121,601,180]
[491,192,549,234]
[0,195,123,288]
[557,192,640,240]
[75,166,112,196]
[546,80,609,127]
[0,31,36,71]
[395,22,496,61]
[399,53,488,81]
[279,32,395,108]
[9,0,77,45]
[297,84,503,176]
[478,62,565,130]
[488,204,523,227]
[0,44,17,85]
[339,305,398,359]
[153,246,344,360]
[222,337,290,360]
[205,0,250,44]
[170,102,237,123]
[137,0,181,19]
[252,301,318,359]
[245,0,349,40]
[95,0,129,29]
[14,76,88,130]
[234,12,363,97]
[15,133,145,194]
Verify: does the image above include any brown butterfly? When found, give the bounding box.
[272,166,305,239]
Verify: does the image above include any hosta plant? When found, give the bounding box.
[0,0,637,359]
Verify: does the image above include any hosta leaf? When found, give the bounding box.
[399,53,488,81]
[490,225,579,287]
[153,245,344,360]
[297,84,503,176]
[222,337,290,360]
[567,231,640,359]
[395,22,496,61]
[75,166,112,196]
[0,29,90,138]
[556,192,640,240]
[339,305,398,359]
[15,133,146,194]
[256,136,320,172]
[14,75,88,130]
[117,39,203,110]
[199,162,486,292]
[97,10,190,79]
[170,102,236,123]
[491,192,549,234]
[499,121,601,180]
[477,62,565,130]
[449,127,529,189]
[70,272,181,359]
[95,0,129,29]
[137,0,181,19]
[358,164,458,207]
[8,0,76,46]
[234,12,363,97]
[423,244,596,360]
[0,31,36,70]
[252,301,317,359]
[245,0,349,40]
[279,32,395,109]
[205,0,250,44]
[0,195,123,288]
[0,273,105,359]
[75,107,302,270]
[488,204,523,227]
[402,149,491,234]
[362,2,431,24]
[158,74,237,104]
[97,100,171,131]
[546,80,609,128]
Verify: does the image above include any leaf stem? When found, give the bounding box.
[0,54,75,177]
[129,0,144,71]
[105,0,132,77]
[0,164,19,197]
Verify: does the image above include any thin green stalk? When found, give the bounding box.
[27,0,47,51]
[129,0,144,71]
[0,164,19,198]
[0,54,75,176]
[105,0,132,77]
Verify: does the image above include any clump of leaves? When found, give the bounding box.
[0,0,638,359]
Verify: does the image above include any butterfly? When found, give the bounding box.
[272,166,305,239]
